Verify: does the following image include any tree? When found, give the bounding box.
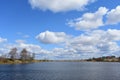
[31,53,35,60]
[20,48,28,61]
[9,48,17,60]
[0,54,7,63]
[118,57,120,62]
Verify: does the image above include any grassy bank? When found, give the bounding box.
[0,59,37,64]
[0,58,52,64]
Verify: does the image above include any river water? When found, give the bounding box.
[0,62,120,80]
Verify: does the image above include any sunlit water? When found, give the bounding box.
[0,62,120,80]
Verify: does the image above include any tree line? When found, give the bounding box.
[86,56,120,62]
[0,48,35,63]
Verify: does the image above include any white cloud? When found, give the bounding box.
[66,29,120,58]
[38,29,120,59]
[1,29,120,59]
[68,7,108,30]
[23,35,30,38]
[68,5,120,30]
[0,48,9,55]
[34,29,120,59]
[36,30,70,44]
[29,0,95,12]
[107,29,120,41]
[5,43,42,54]
[16,40,26,44]
[18,43,42,53]
[17,32,30,38]
[0,37,7,43]
[106,6,120,24]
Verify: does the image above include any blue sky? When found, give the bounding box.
[0,0,120,60]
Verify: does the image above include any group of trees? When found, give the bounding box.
[0,48,35,63]
[86,56,120,62]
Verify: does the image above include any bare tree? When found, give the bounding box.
[31,53,35,60]
[9,48,17,60]
[0,54,7,63]
[20,48,28,61]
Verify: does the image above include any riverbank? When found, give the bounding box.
[0,56,120,64]
[0,59,39,64]
[0,58,51,64]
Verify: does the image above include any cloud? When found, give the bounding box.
[5,42,42,54]
[51,48,80,60]
[18,43,42,53]
[29,0,96,12]
[36,30,70,44]
[34,29,120,59]
[106,29,120,41]
[68,5,120,31]
[17,32,30,38]
[1,29,120,59]
[65,29,120,58]
[0,37,7,43]
[16,40,26,44]
[42,29,120,58]
[68,7,108,30]
[106,6,120,25]
[17,32,22,35]
[23,35,30,38]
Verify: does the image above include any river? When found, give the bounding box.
[0,62,120,80]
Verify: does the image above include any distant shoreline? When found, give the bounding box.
[0,60,119,64]
[0,56,120,64]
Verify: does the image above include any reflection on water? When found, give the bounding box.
[0,62,120,80]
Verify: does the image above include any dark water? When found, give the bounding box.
[0,62,120,80]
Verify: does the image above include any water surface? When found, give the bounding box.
[0,62,120,80]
